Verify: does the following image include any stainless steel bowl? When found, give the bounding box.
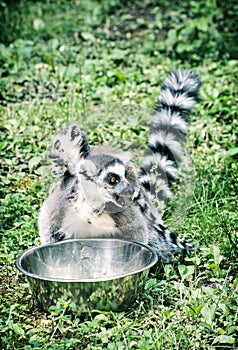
[16,239,157,312]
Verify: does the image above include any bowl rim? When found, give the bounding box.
[15,238,158,282]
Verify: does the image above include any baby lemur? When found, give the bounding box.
[39,70,201,261]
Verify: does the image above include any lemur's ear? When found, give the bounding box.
[49,124,90,177]
[70,125,81,140]
[116,151,133,163]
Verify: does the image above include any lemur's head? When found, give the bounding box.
[78,153,137,213]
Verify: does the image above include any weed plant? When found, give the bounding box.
[0,1,237,349]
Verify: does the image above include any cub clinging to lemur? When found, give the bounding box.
[39,70,201,261]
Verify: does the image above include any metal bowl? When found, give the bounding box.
[16,239,157,312]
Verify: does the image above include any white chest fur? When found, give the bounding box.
[61,197,117,239]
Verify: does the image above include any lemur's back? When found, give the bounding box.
[38,70,201,261]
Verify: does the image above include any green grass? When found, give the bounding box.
[0,1,237,349]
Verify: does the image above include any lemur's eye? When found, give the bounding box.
[107,174,120,186]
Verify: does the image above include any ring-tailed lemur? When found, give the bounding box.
[39,70,201,261]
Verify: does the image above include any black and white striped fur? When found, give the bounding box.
[38,70,201,261]
[140,70,200,208]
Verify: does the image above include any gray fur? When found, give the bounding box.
[38,70,201,261]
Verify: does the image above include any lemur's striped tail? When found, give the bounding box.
[140,70,201,208]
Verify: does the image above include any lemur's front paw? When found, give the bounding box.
[51,230,65,242]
